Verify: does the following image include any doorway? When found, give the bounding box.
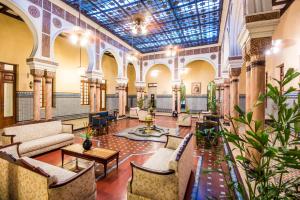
[0,62,16,128]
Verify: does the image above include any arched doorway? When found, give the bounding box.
[145,64,172,112]
[102,51,118,111]
[127,63,136,109]
[53,32,89,116]
[181,60,216,112]
[0,3,34,126]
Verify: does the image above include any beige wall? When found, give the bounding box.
[266,1,300,89]
[0,13,91,93]
[54,36,89,93]
[127,64,136,95]
[102,54,118,94]
[0,14,33,91]
[146,64,172,95]
[181,60,215,95]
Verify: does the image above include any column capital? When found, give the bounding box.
[27,57,58,72]
[86,70,103,83]
[223,78,230,87]
[44,71,55,79]
[238,10,280,48]
[230,67,241,77]
[246,37,272,59]
[135,81,146,88]
[30,69,44,78]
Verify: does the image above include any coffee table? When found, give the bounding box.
[61,144,119,177]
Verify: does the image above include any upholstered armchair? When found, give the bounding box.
[177,113,192,127]
[0,143,97,200]
[129,107,140,118]
[127,134,194,200]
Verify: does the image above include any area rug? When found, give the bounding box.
[114,125,178,143]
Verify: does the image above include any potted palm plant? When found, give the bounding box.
[222,68,300,199]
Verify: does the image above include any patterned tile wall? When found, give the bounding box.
[128,95,137,108]
[107,94,119,111]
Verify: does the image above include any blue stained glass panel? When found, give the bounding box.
[62,0,222,53]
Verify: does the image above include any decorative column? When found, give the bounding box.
[136,82,146,105]
[215,83,223,117]
[172,83,181,113]
[244,51,252,113]
[230,68,241,132]
[117,83,126,117]
[89,80,96,113]
[31,69,44,121]
[220,85,224,118]
[96,80,101,112]
[238,10,280,166]
[44,71,55,120]
[247,37,272,125]
[223,79,230,123]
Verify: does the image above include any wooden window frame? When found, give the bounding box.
[81,80,90,105]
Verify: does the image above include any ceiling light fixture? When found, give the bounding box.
[69,0,91,47]
[131,13,149,36]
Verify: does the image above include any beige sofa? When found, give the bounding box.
[129,107,140,118]
[177,113,192,127]
[1,121,74,157]
[127,133,194,200]
[0,143,96,200]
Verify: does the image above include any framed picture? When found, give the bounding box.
[191,82,201,95]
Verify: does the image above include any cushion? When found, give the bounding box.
[21,157,76,182]
[4,121,63,143]
[19,133,74,155]
[143,148,174,171]
[168,134,192,171]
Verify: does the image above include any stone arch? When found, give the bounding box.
[183,56,218,76]
[50,27,95,71]
[145,63,173,95]
[0,0,40,58]
[181,59,216,95]
[125,60,139,80]
[143,61,173,81]
[100,48,122,76]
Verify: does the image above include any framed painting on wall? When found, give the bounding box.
[191,82,201,95]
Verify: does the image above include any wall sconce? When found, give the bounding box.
[29,81,33,89]
[265,39,282,55]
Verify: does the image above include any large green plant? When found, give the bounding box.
[137,97,144,109]
[223,68,300,199]
[207,81,217,113]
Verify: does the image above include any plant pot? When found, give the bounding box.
[83,138,92,150]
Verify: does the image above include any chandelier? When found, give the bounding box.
[69,0,91,47]
[131,14,149,35]
[69,27,91,47]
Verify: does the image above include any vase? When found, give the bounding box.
[83,138,92,150]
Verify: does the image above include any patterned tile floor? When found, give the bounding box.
[34,116,233,200]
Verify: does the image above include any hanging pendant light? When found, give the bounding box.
[69,0,91,47]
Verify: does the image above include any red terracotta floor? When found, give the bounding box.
[34,116,232,200]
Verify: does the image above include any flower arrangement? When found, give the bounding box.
[80,122,95,140]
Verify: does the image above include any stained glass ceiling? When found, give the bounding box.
[62,0,223,53]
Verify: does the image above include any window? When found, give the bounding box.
[40,78,45,108]
[81,80,89,105]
